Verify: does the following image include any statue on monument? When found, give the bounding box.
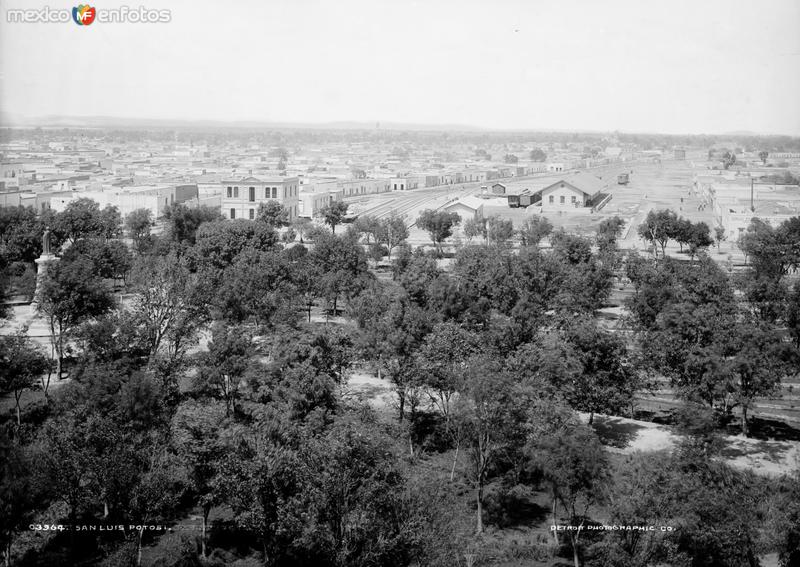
[42,226,52,255]
[31,226,59,311]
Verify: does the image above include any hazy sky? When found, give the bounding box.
[1,0,798,134]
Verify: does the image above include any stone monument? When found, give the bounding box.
[31,226,59,312]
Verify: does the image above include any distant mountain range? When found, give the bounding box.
[0,114,795,137]
[0,114,483,132]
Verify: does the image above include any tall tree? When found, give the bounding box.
[0,333,50,425]
[729,322,795,436]
[217,424,307,566]
[560,319,638,423]
[0,432,43,567]
[518,216,553,248]
[257,201,290,228]
[196,323,253,417]
[37,256,114,382]
[0,205,50,263]
[596,216,626,254]
[308,230,370,315]
[124,208,153,253]
[530,148,547,162]
[376,213,409,257]
[534,425,609,567]
[54,198,120,243]
[638,209,678,258]
[129,253,206,368]
[163,203,222,244]
[318,201,349,234]
[460,358,524,534]
[416,210,461,255]
[216,249,296,329]
[170,400,228,558]
[194,220,279,271]
[485,215,514,245]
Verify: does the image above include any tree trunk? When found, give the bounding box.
[450,441,460,482]
[552,497,559,546]
[103,501,109,518]
[5,539,12,567]
[201,505,210,559]
[223,375,232,417]
[741,405,749,437]
[475,482,484,534]
[40,366,52,402]
[588,411,594,425]
[573,542,581,567]
[56,333,64,380]
[397,388,406,423]
[137,527,144,567]
[14,394,21,426]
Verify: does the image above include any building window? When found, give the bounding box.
[230,208,236,219]
[233,187,239,198]
[272,187,277,199]
[264,187,269,199]
[560,196,565,204]
[249,187,255,202]
[226,186,232,198]
[549,195,554,204]
[571,195,577,203]
[249,208,255,219]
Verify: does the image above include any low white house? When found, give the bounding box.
[443,195,485,220]
[535,172,606,212]
[50,184,199,219]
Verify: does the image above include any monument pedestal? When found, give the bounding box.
[30,253,58,313]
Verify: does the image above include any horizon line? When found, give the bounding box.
[1,113,799,138]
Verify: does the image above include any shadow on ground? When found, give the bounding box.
[726,417,800,442]
[719,438,793,464]
[589,415,645,449]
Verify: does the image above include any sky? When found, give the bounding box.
[1,0,799,135]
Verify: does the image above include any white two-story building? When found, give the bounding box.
[221,175,300,221]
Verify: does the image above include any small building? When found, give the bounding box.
[298,187,343,218]
[508,190,536,208]
[491,183,507,195]
[443,196,484,220]
[390,177,419,191]
[49,184,199,219]
[535,171,606,212]
[674,148,686,160]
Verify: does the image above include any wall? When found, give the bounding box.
[539,184,587,211]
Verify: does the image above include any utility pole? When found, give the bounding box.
[750,177,754,212]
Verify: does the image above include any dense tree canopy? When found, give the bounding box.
[3,196,799,567]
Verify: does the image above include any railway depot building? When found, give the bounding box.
[222,175,300,221]
[535,171,606,212]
